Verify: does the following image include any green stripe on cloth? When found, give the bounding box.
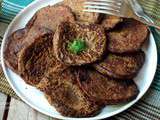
[151,86,160,91]
[2,7,19,15]
[0,36,3,39]
[1,14,14,21]
[0,16,10,24]
[0,0,2,15]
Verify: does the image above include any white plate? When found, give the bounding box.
[1,0,158,120]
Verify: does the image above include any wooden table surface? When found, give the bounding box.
[0,92,58,120]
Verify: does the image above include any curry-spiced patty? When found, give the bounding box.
[18,27,66,86]
[3,1,149,117]
[93,51,145,79]
[102,15,123,30]
[108,19,149,53]
[53,21,107,65]
[77,68,139,105]
[37,68,102,117]
[4,28,28,73]
[26,5,75,32]
[63,0,100,23]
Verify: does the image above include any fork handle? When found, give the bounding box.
[134,14,160,30]
[140,19,160,30]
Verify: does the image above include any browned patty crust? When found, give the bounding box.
[26,5,75,32]
[53,21,107,65]
[4,28,28,73]
[108,19,149,53]
[63,0,100,23]
[93,51,145,79]
[77,68,139,105]
[18,27,66,86]
[4,4,74,73]
[37,68,101,117]
[5,27,53,74]
[102,15,123,30]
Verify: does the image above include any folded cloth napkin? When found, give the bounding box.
[0,0,160,120]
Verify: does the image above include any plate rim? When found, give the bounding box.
[0,0,158,119]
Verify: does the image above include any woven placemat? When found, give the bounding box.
[139,0,160,26]
[0,66,19,99]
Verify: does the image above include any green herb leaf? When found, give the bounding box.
[68,38,87,54]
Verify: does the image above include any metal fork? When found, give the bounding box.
[84,0,160,30]
[128,0,160,30]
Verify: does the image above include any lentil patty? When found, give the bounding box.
[93,51,145,79]
[18,27,66,86]
[37,68,101,117]
[108,19,149,53]
[26,5,75,32]
[102,15,123,30]
[63,0,100,23]
[53,21,107,65]
[77,68,139,105]
[4,28,28,73]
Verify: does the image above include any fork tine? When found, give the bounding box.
[84,5,120,12]
[84,1,122,7]
[85,0,122,5]
[87,0,121,3]
[84,0,122,12]
[83,0,124,17]
[83,9,120,16]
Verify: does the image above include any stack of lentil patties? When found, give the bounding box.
[4,0,149,117]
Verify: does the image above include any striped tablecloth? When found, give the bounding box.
[0,0,160,119]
